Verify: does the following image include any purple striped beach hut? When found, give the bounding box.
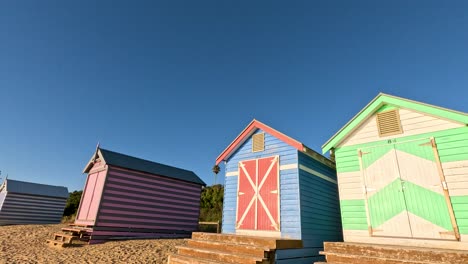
[75,147,206,244]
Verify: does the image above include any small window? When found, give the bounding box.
[376,109,403,137]
[252,133,265,152]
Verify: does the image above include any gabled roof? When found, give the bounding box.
[216,119,335,168]
[322,93,468,153]
[84,148,206,186]
[0,179,69,198]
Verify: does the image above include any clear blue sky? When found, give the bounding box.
[1,1,467,191]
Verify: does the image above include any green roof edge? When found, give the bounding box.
[322,93,468,153]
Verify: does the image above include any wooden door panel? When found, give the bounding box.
[361,146,412,238]
[257,156,279,231]
[237,159,257,230]
[237,156,280,231]
[361,139,459,240]
[396,140,456,240]
[77,172,98,221]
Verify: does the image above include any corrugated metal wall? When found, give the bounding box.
[0,192,67,225]
[222,129,300,238]
[89,166,202,242]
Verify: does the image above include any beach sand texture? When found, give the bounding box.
[0,224,186,264]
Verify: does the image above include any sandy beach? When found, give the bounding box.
[0,224,186,264]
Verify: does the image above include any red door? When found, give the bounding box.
[236,156,280,231]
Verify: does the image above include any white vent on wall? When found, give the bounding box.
[376,109,403,137]
[252,133,265,152]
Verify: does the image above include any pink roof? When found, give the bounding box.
[215,119,305,165]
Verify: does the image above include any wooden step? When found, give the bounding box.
[176,245,267,264]
[322,242,468,264]
[191,232,302,249]
[46,239,70,248]
[61,227,90,233]
[314,262,348,264]
[168,254,224,264]
[186,239,269,258]
[68,223,92,227]
[324,252,434,264]
[53,233,76,243]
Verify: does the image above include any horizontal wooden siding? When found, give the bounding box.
[96,166,202,237]
[276,152,341,263]
[0,193,66,225]
[340,108,462,147]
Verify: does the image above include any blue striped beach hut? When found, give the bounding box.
[0,179,68,225]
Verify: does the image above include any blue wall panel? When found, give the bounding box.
[298,151,342,257]
[222,175,238,234]
[277,152,341,262]
[279,169,301,239]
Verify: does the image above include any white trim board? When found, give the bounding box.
[226,171,238,177]
[236,229,281,238]
[299,165,337,184]
[226,163,338,184]
[279,164,298,170]
[226,163,298,177]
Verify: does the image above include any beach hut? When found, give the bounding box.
[0,179,68,225]
[73,147,206,244]
[171,120,341,263]
[321,93,468,250]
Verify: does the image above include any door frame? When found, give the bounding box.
[75,169,107,226]
[358,137,460,240]
[235,155,280,236]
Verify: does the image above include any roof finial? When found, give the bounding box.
[93,142,101,161]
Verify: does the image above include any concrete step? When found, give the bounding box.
[176,245,267,264]
[191,232,302,249]
[323,242,468,264]
[168,254,223,264]
[186,239,269,258]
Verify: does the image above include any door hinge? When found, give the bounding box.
[442,181,448,190]
[358,150,370,157]
[419,141,432,146]
[439,231,455,235]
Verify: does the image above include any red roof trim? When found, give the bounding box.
[215,119,304,165]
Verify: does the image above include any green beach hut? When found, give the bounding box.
[322,93,468,250]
